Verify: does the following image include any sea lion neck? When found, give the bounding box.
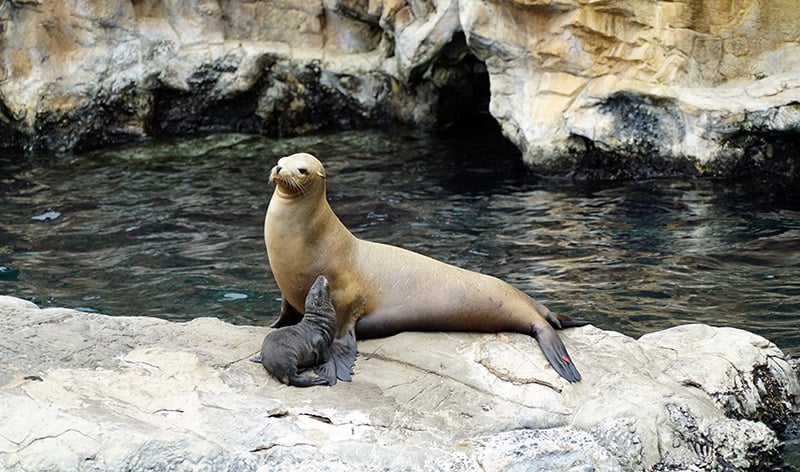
[266,183,353,248]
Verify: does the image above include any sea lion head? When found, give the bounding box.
[304,275,335,320]
[270,153,326,199]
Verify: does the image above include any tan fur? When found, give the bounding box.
[265,153,584,382]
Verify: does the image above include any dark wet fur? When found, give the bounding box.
[270,291,357,383]
[258,276,338,387]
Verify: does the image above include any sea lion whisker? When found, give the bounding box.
[282,178,304,195]
[292,179,308,195]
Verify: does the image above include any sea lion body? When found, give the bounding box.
[265,153,587,382]
[258,275,337,387]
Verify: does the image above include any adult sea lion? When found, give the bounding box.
[254,275,338,387]
[265,153,587,382]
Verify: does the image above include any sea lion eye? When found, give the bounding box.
[298,168,308,175]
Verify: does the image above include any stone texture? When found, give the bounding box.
[1,1,798,178]
[1,295,798,471]
[458,0,800,178]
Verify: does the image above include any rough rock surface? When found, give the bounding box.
[1,295,798,471]
[459,0,800,178]
[1,1,799,178]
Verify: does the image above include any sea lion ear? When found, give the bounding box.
[317,171,326,179]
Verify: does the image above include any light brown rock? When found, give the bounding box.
[1,1,798,176]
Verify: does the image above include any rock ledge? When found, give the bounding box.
[1,295,798,471]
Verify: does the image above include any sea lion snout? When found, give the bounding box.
[270,163,298,193]
[305,275,334,315]
[270,164,284,180]
[309,275,330,296]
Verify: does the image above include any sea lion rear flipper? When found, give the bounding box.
[315,357,338,386]
[552,312,591,328]
[287,373,331,388]
[249,353,263,363]
[534,300,590,330]
[270,298,303,328]
[532,324,582,382]
[330,328,357,382]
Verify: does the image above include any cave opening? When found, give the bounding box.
[427,31,520,166]
[432,32,496,133]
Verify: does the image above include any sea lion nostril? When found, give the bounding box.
[275,166,282,174]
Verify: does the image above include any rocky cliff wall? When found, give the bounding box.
[458,0,800,178]
[1,0,798,179]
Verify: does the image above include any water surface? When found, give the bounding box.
[1,130,798,358]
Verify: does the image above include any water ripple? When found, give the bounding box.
[1,130,798,359]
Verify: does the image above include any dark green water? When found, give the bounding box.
[2,129,798,356]
[2,128,800,463]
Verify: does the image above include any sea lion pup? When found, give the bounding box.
[265,153,589,382]
[255,275,338,387]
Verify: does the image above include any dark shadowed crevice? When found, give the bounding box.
[148,59,265,137]
[431,32,493,132]
[149,87,263,138]
[423,30,522,173]
[716,130,800,181]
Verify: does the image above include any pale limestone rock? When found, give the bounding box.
[0,295,796,471]
[1,0,798,176]
[459,0,800,174]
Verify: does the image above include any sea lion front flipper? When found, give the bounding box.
[330,328,357,382]
[270,298,303,328]
[532,323,582,382]
[249,353,263,363]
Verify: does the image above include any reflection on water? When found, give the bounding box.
[1,130,799,357]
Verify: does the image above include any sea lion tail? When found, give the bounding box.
[532,324,582,382]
